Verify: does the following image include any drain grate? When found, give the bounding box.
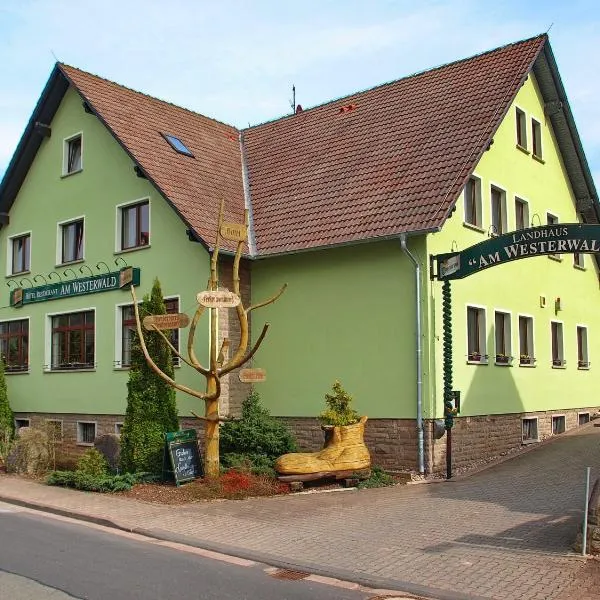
[269,569,310,581]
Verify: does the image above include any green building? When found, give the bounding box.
[1,34,598,473]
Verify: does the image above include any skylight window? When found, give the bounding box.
[162,133,194,157]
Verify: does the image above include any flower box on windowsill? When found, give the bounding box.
[519,356,536,366]
[578,361,591,370]
[495,355,513,365]
[467,353,488,364]
[552,359,566,368]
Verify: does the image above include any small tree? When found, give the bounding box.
[0,359,14,464]
[319,380,360,426]
[120,278,179,474]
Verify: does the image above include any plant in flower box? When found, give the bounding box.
[578,360,590,369]
[520,354,535,365]
[468,352,482,362]
[552,358,566,367]
[495,353,512,365]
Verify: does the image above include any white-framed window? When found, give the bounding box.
[574,252,585,269]
[515,197,529,230]
[531,118,543,160]
[463,176,482,228]
[57,217,85,264]
[578,412,590,426]
[46,309,95,371]
[116,199,150,251]
[518,315,535,366]
[494,311,512,365]
[0,318,29,373]
[551,321,565,367]
[547,213,561,259]
[115,422,124,435]
[577,325,589,369]
[63,133,83,176]
[467,305,487,363]
[116,297,180,368]
[551,415,565,435]
[45,419,63,442]
[77,421,97,445]
[516,107,527,149]
[8,232,31,275]
[522,417,538,442]
[490,186,507,235]
[15,418,30,432]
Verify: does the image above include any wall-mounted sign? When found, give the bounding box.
[143,313,190,330]
[239,368,267,383]
[10,267,140,307]
[197,290,240,308]
[220,222,247,242]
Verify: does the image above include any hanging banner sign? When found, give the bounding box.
[434,224,600,281]
[220,222,247,242]
[239,368,267,383]
[10,268,141,307]
[197,290,240,308]
[143,313,190,330]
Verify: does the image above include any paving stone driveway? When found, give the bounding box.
[1,426,599,600]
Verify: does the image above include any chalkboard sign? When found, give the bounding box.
[164,429,202,485]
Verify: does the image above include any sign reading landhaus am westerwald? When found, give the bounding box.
[10,267,141,307]
[434,224,600,281]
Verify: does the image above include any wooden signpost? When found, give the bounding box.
[220,222,247,242]
[143,313,190,331]
[196,290,241,308]
[239,368,267,383]
[164,429,202,486]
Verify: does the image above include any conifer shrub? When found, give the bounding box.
[76,448,109,477]
[319,380,360,426]
[0,360,14,465]
[120,279,179,475]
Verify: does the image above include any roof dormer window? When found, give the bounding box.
[161,133,194,157]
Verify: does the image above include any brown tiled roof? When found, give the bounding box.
[59,64,246,252]
[244,35,547,255]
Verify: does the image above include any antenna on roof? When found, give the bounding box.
[50,49,60,63]
[290,85,296,114]
[546,22,554,33]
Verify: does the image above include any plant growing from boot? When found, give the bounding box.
[120,278,179,475]
[319,380,360,427]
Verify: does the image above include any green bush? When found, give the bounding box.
[76,448,109,477]
[220,452,278,477]
[319,380,360,426]
[220,390,296,471]
[357,466,395,489]
[46,470,152,493]
[0,359,14,463]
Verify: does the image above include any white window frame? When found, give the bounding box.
[115,197,151,253]
[546,212,561,260]
[494,309,512,365]
[551,414,566,435]
[517,314,535,367]
[45,419,63,442]
[514,196,530,231]
[531,117,543,160]
[578,412,590,426]
[515,106,528,150]
[62,132,83,176]
[76,421,97,445]
[56,215,86,266]
[466,304,487,364]
[522,417,538,443]
[6,230,32,276]
[463,174,483,230]
[577,324,590,369]
[550,320,565,368]
[0,316,31,374]
[44,307,97,372]
[489,184,507,235]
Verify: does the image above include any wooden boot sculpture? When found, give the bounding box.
[275,416,371,482]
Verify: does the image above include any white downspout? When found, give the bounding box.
[400,234,425,474]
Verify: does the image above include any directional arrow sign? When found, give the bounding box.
[197,290,241,308]
[143,313,190,330]
[239,368,267,383]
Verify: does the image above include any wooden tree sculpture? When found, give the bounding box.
[130,201,286,477]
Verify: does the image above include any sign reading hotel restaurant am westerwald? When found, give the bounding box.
[10,267,141,307]
[434,224,600,281]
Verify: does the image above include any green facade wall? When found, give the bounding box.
[427,73,600,419]
[0,87,210,417]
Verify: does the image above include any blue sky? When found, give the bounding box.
[1,0,599,186]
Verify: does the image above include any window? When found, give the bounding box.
[45,420,63,442]
[120,298,179,367]
[551,321,565,367]
[51,311,95,370]
[577,326,589,369]
[120,201,149,250]
[574,252,585,269]
[552,415,565,435]
[515,198,529,230]
[490,187,506,235]
[516,108,527,149]
[532,119,542,159]
[15,418,30,432]
[10,233,30,274]
[579,413,590,426]
[518,316,535,365]
[494,311,512,364]
[60,219,84,264]
[0,319,29,372]
[464,176,482,228]
[162,133,194,157]
[522,418,538,442]
[115,422,124,435]
[64,134,82,175]
[467,306,486,362]
[547,213,560,259]
[77,422,97,445]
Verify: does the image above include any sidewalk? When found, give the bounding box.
[2,426,600,600]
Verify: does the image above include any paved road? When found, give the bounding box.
[0,504,375,600]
